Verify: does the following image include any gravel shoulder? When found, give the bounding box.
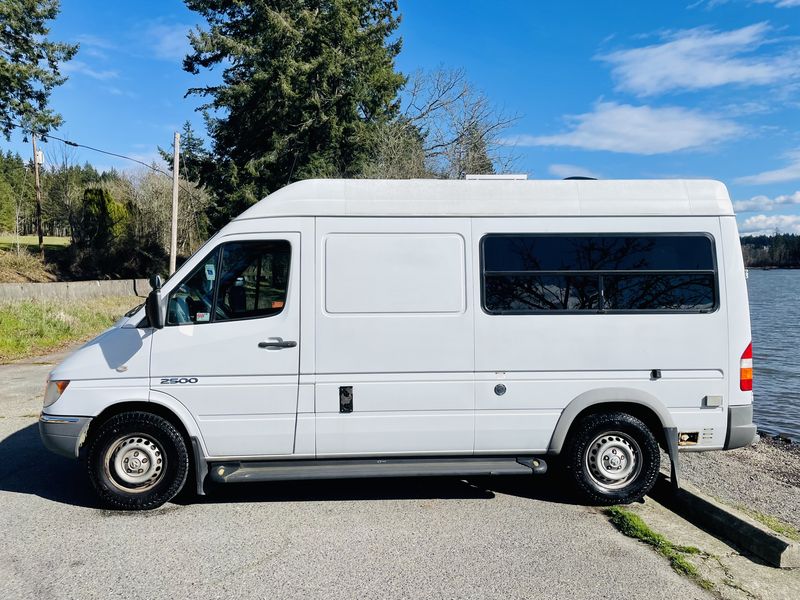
[678,438,800,532]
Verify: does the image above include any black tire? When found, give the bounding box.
[86,411,189,510]
[564,412,660,505]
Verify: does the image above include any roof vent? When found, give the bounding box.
[465,174,528,180]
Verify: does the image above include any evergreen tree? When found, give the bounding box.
[0,0,78,138]
[183,0,405,223]
[0,152,33,234]
[158,121,212,183]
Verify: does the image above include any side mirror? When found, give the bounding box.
[145,289,164,329]
[149,274,162,291]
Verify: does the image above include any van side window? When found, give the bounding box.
[481,234,716,314]
[167,248,220,325]
[166,240,291,325]
[215,240,291,321]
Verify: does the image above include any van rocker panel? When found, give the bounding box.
[210,456,548,483]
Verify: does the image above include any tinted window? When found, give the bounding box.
[166,240,290,325]
[603,273,715,311]
[483,235,714,272]
[482,234,716,314]
[216,241,291,321]
[167,248,219,325]
[485,274,600,312]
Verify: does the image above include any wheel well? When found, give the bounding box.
[566,402,667,450]
[82,402,193,457]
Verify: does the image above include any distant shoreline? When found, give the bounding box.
[746,266,800,270]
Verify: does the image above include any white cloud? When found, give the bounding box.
[756,0,800,7]
[734,190,800,212]
[62,60,118,80]
[81,46,108,60]
[128,151,168,168]
[104,86,138,99]
[548,164,601,179]
[75,34,116,50]
[697,0,800,8]
[735,150,800,185]
[599,23,799,96]
[507,102,742,155]
[144,22,192,62]
[719,100,772,117]
[739,214,800,235]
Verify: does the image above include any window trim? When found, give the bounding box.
[165,239,292,326]
[479,232,720,315]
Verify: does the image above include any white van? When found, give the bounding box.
[39,178,756,510]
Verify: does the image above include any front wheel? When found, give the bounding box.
[564,412,660,505]
[86,411,189,510]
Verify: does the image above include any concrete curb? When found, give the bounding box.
[650,475,800,569]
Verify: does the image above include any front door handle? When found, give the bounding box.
[258,339,297,349]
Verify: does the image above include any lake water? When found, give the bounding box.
[748,269,800,440]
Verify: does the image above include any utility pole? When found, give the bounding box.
[31,134,44,259]
[169,132,180,274]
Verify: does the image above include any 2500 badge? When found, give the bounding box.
[159,377,198,385]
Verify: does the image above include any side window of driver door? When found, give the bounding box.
[215,240,291,321]
[166,240,291,325]
[167,248,220,325]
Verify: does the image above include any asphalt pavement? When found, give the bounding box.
[0,351,710,600]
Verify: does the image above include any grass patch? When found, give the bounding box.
[0,235,70,251]
[0,296,140,363]
[735,506,800,541]
[0,248,57,282]
[606,507,714,591]
[0,237,70,283]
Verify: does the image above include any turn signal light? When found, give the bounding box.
[43,379,70,408]
[740,343,753,392]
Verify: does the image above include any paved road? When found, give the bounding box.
[0,352,710,600]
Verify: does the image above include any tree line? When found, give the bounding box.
[0,146,212,278]
[741,234,800,268]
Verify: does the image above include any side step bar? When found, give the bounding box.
[209,456,548,484]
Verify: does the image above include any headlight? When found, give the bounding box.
[43,379,70,408]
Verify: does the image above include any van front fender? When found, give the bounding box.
[148,389,207,453]
[547,387,676,454]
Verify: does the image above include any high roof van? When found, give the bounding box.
[39,178,756,510]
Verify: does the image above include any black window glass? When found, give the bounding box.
[481,234,716,314]
[216,241,291,321]
[602,274,715,311]
[167,248,219,325]
[485,274,600,312]
[483,235,714,272]
[166,240,290,325]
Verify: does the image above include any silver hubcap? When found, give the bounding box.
[584,431,642,491]
[104,434,165,493]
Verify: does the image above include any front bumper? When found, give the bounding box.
[725,404,758,450]
[39,413,92,458]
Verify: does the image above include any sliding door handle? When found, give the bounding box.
[258,339,297,349]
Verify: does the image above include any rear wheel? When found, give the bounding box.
[564,412,660,505]
[87,411,189,510]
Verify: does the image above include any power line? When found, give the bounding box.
[2,117,199,194]
[2,117,172,179]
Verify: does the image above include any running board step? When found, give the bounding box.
[209,457,547,484]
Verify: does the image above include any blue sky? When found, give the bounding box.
[3,0,800,235]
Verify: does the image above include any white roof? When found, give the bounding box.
[235,178,734,220]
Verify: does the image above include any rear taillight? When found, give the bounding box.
[740,342,753,391]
